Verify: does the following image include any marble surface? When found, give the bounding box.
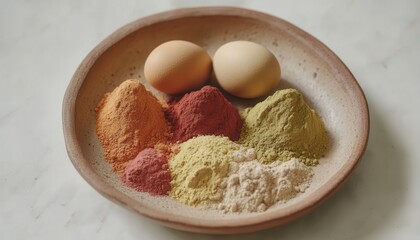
[1,0,419,239]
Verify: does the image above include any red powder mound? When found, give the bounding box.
[166,85,242,143]
[122,148,171,196]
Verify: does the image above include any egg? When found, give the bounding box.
[213,41,281,98]
[144,40,212,94]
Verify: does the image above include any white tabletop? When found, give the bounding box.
[1,0,419,239]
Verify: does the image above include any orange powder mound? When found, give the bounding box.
[95,79,170,172]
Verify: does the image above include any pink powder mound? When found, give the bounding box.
[122,148,171,196]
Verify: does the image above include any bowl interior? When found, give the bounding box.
[66,8,368,233]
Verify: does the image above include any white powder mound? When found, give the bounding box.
[214,147,314,213]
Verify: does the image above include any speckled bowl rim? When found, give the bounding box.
[62,7,369,234]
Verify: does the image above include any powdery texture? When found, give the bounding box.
[95,79,170,172]
[122,148,171,196]
[212,147,313,213]
[240,89,329,166]
[169,136,240,206]
[166,85,242,143]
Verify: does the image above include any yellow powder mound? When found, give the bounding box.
[95,79,170,172]
[169,136,240,206]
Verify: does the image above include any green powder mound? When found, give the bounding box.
[240,89,329,166]
[169,136,240,206]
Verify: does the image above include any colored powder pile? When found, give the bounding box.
[96,81,325,212]
[240,89,328,165]
[169,135,240,206]
[122,148,171,195]
[95,79,170,172]
[212,147,313,213]
[166,85,242,143]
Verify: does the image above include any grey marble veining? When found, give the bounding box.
[1,0,419,239]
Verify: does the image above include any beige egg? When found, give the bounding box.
[144,40,212,94]
[213,41,281,98]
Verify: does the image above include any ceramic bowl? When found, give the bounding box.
[62,7,369,234]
